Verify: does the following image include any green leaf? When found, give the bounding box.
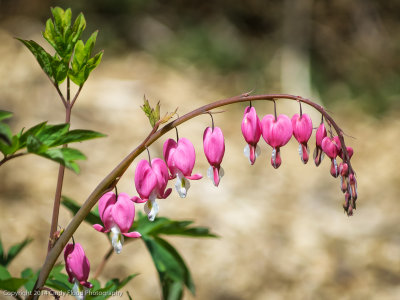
[0,265,11,280]
[18,121,47,148]
[21,268,36,292]
[61,196,101,225]
[36,123,70,146]
[68,32,102,86]
[40,147,86,173]
[51,56,69,84]
[5,238,32,267]
[51,129,106,147]
[0,136,19,156]
[17,39,54,78]
[0,240,3,262]
[142,235,195,299]
[0,122,12,147]
[141,96,159,127]
[26,135,48,154]
[0,277,28,292]
[0,111,12,121]
[134,213,217,238]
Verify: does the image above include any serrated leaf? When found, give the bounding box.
[140,96,160,127]
[61,196,101,225]
[17,39,54,78]
[51,129,106,147]
[0,111,12,121]
[5,238,33,267]
[0,278,28,292]
[36,123,70,146]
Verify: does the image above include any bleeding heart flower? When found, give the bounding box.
[313,122,327,166]
[203,126,225,186]
[64,243,92,300]
[134,158,172,221]
[261,114,293,168]
[291,113,313,164]
[241,106,262,165]
[163,138,202,198]
[93,192,141,253]
[321,136,341,177]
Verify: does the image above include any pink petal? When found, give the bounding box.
[291,113,313,144]
[151,158,170,198]
[173,138,196,176]
[131,195,147,203]
[315,123,327,147]
[93,224,108,233]
[123,231,142,238]
[321,137,339,159]
[111,193,135,233]
[186,173,202,180]
[134,159,158,200]
[98,192,116,223]
[261,114,293,148]
[203,126,225,167]
[241,106,262,145]
[64,243,91,285]
[163,139,178,175]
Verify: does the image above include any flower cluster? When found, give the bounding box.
[240,105,357,215]
[64,101,357,298]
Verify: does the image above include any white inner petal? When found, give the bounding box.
[110,225,124,254]
[255,145,261,157]
[333,158,338,176]
[243,144,250,163]
[271,148,276,166]
[207,165,213,180]
[72,279,86,300]
[175,173,190,198]
[145,199,159,222]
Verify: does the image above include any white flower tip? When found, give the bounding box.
[145,199,159,222]
[110,225,124,254]
[175,174,190,198]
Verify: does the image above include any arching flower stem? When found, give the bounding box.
[30,93,355,299]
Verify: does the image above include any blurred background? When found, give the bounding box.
[0,0,399,299]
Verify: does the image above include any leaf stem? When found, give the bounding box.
[30,94,355,299]
[0,152,27,167]
[93,246,114,279]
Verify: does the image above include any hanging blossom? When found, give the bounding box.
[134,158,172,221]
[93,192,141,254]
[203,126,225,186]
[321,136,341,178]
[313,122,327,166]
[291,113,313,164]
[241,106,262,165]
[261,114,293,168]
[64,243,93,300]
[163,138,202,198]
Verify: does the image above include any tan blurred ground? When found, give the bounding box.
[0,26,400,300]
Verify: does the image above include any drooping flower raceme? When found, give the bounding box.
[261,114,293,169]
[291,113,313,164]
[93,192,141,253]
[163,138,202,198]
[241,106,262,165]
[134,158,172,221]
[64,243,93,300]
[203,126,225,186]
[313,122,327,166]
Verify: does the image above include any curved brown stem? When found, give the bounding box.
[30,93,354,299]
[0,152,27,166]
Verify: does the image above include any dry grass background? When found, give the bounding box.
[0,25,400,300]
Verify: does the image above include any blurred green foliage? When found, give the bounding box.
[2,0,399,114]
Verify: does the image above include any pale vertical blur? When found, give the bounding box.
[0,1,400,300]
